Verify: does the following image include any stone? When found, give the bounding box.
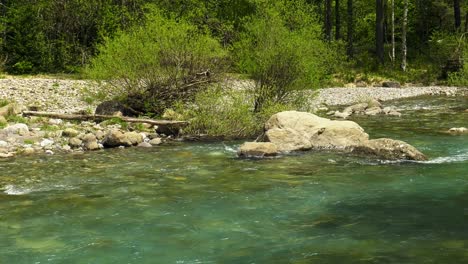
[333,111,351,119]
[137,142,152,148]
[382,81,401,88]
[149,138,162,146]
[95,100,136,116]
[367,98,382,108]
[156,125,180,136]
[265,128,312,152]
[365,106,382,116]
[352,138,427,161]
[238,142,279,158]
[124,131,143,145]
[343,103,368,115]
[62,128,79,137]
[0,152,14,158]
[84,141,100,151]
[241,111,426,161]
[102,129,132,148]
[69,137,82,148]
[40,139,54,148]
[448,127,468,134]
[48,119,63,125]
[95,130,105,140]
[23,147,35,155]
[0,140,8,147]
[4,123,29,135]
[82,133,97,143]
[45,150,54,155]
[62,145,71,151]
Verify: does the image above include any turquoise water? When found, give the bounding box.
[1,96,467,263]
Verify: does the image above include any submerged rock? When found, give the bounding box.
[239,111,427,161]
[351,138,427,161]
[238,142,279,158]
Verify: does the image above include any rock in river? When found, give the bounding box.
[239,111,427,161]
[238,142,279,158]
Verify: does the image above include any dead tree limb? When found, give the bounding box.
[22,111,188,127]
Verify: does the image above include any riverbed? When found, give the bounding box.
[0,96,467,263]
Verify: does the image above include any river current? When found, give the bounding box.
[1,96,467,263]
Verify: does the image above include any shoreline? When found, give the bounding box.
[1,77,467,159]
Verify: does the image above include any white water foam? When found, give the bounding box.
[419,152,468,164]
[3,184,32,195]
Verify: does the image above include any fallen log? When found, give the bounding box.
[22,111,189,127]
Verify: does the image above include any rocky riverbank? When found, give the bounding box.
[1,76,466,159]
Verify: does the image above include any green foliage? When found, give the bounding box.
[176,85,303,139]
[6,115,28,124]
[23,139,35,145]
[234,1,335,111]
[88,7,226,114]
[101,117,129,130]
[0,99,9,107]
[448,36,468,86]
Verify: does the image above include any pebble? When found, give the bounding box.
[149,138,162,146]
[40,139,54,147]
[137,142,152,148]
[45,150,54,155]
[0,140,8,147]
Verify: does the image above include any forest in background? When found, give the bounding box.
[0,0,467,137]
[0,0,466,80]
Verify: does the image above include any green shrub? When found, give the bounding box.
[175,85,303,139]
[233,1,334,112]
[87,6,226,115]
[101,117,129,130]
[0,99,9,107]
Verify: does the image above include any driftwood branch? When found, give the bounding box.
[22,111,188,127]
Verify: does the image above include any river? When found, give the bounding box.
[1,96,467,263]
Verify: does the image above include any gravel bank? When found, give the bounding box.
[0,77,101,113]
[312,86,465,107]
[0,77,466,113]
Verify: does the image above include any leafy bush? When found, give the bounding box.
[429,31,466,80]
[448,34,468,86]
[175,85,303,139]
[233,1,334,112]
[87,7,226,115]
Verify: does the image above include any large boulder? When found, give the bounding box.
[351,138,427,161]
[265,111,369,150]
[3,123,29,135]
[239,111,426,161]
[238,142,279,158]
[102,129,132,147]
[95,100,136,116]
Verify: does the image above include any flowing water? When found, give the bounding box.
[0,96,467,263]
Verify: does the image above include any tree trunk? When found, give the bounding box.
[325,0,332,41]
[347,0,354,57]
[335,0,341,40]
[22,111,189,127]
[391,0,395,64]
[454,0,461,30]
[401,0,408,72]
[376,0,385,64]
